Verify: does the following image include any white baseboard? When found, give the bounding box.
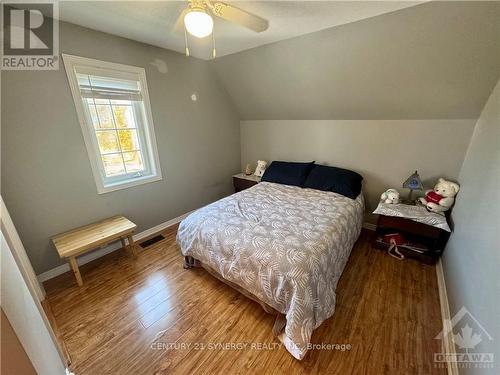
[36,219,383,282]
[362,222,377,231]
[37,211,193,283]
[435,259,459,375]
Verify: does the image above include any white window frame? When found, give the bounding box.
[62,54,162,194]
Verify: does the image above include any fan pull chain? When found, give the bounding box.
[212,24,217,59]
[184,25,190,57]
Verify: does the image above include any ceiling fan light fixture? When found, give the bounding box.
[184,8,214,38]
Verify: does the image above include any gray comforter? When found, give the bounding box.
[177,182,364,359]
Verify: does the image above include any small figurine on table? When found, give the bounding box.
[380,189,400,204]
[245,164,253,176]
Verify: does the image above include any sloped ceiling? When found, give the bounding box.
[212,1,500,120]
[57,1,423,60]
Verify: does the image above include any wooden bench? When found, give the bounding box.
[51,216,138,286]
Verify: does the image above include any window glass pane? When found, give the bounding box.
[96,130,121,153]
[117,129,140,152]
[123,151,144,173]
[113,105,136,129]
[96,105,114,128]
[88,105,99,128]
[102,154,126,177]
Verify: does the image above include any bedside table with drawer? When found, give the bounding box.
[233,173,261,192]
[375,213,451,264]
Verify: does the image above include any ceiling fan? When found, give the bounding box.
[176,0,269,58]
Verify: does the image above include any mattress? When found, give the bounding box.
[176,181,364,359]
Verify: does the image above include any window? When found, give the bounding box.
[63,54,162,194]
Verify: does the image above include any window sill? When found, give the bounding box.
[97,173,162,194]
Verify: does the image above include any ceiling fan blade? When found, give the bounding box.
[207,1,269,33]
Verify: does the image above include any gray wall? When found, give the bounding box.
[231,1,498,224]
[213,1,500,120]
[1,21,241,274]
[442,80,500,374]
[240,120,475,220]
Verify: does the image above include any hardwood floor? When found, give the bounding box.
[44,226,445,375]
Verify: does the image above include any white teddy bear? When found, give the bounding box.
[254,160,267,177]
[418,178,460,213]
[380,189,400,204]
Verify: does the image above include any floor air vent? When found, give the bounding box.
[139,234,165,248]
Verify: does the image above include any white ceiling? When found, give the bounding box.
[57,1,423,59]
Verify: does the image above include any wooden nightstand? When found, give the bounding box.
[375,214,450,264]
[233,173,261,192]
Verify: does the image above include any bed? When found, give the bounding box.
[176,181,364,359]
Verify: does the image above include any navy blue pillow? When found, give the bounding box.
[303,164,363,199]
[261,161,315,187]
